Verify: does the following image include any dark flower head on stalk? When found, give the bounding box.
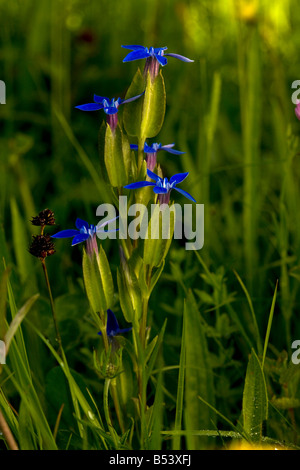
[75,93,144,131]
[124,169,196,205]
[98,309,132,340]
[29,234,56,260]
[130,142,185,171]
[51,217,118,257]
[31,209,56,227]
[122,45,194,79]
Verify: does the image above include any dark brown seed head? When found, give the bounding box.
[29,234,56,259]
[31,209,56,227]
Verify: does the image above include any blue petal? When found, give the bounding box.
[164,53,194,63]
[153,186,168,194]
[144,142,157,153]
[118,327,132,334]
[130,144,138,151]
[121,45,146,50]
[173,187,196,203]
[123,49,150,62]
[75,103,104,111]
[106,309,120,336]
[93,94,108,103]
[51,229,79,238]
[103,106,118,115]
[97,215,119,229]
[169,172,189,184]
[154,47,168,53]
[162,146,185,155]
[71,233,90,246]
[155,54,168,66]
[75,218,89,230]
[121,91,145,105]
[124,181,156,189]
[146,169,162,182]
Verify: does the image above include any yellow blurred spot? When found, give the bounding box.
[227,440,289,450]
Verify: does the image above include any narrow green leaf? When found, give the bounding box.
[184,290,215,450]
[172,318,186,450]
[5,293,39,353]
[262,281,278,369]
[242,348,268,442]
[0,267,10,339]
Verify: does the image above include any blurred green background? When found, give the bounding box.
[1,0,300,448]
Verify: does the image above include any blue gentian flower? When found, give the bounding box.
[130,142,185,155]
[124,169,196,204]
[75,93,144,131]
[130,142,185,171]
[52,217,118,245]
[52,217,118,257]
[122,45,194,66]
[98,309,132,339]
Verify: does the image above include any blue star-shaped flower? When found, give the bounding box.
[75,93,144,114]
[124,169,196,203]
[122,45,194,66]
[130,142,185,155]
[98,309,132,339]
[51,217,118,246]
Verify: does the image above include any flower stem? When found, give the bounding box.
[41,259,63,357]
[103,378,119,448]
[0,410,19,450]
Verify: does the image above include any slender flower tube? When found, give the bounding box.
[75,93,144,131]
[130,142,185,171]
[51,217,118,257]
[124,169,196,204]
[122,45,194,79]
[295,101,300,120]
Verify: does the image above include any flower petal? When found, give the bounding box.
[164,53,194,63]
[71,233,90,246]
[121,91,145,105]
[122,49,150,62]
[146,169,162,182]
[51,229,79,238]
[106,309,120,336]
[93,94,108,103]
[97,215,119,229]
[75,218,89,230]
[155,53,168,66]
[169,172,189,185]
[161,146,185,155]
[75,103,104,111]
[103,106,118,115]
[130,144,138,151]
[124,181,156,189]
[121,45,146,50]
[153,186,168,194]
[173,187,196,203]
[118,327,132,334]
[154,47,168,53]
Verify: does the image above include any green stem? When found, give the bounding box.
[41,259,63,357]
[103,378,119,448]
[100,317,125,435]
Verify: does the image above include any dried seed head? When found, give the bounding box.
[31,209,56,227]
[29,234,56,259]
